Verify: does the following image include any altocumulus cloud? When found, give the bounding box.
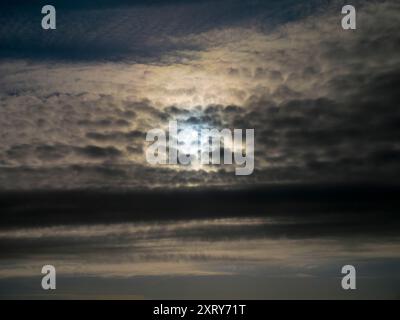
[0,0,399,189]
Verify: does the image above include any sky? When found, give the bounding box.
[0,0,400,299]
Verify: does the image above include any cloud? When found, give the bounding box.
[0,0,328,61]
[0,208,399,279]
[0,0,400,189]
[74,145,123,158]
[0,1,400,299]
[86,130,144,143]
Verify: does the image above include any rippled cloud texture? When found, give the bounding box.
[1,0,399,189]
[0,0,400,299]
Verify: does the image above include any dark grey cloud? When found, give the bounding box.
[0,184,399,228]
[0,0,332,61]
[5,143,124,163]
[74,145,122,158]
[86,130,144,143]
[0,186,399,299]
[77,118,131,128]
